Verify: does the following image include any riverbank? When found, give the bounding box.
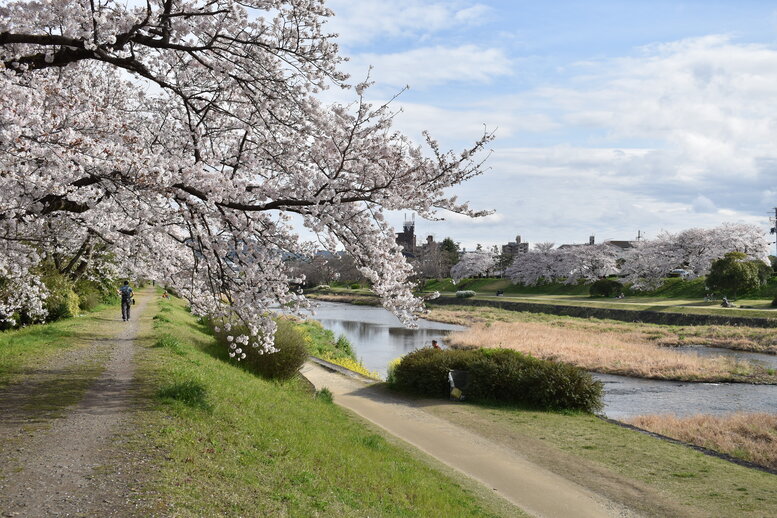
[626,413,777,471]
[308,287,777,327]
[307,292,777,381]
[303,360,777,517]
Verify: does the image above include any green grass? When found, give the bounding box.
[296,319,356,361]
[423,403,777,518]
[432,291,777,319]
[0,302,118,388]
[136,297,521,517]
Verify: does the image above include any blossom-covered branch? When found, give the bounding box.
[0,0,493,350]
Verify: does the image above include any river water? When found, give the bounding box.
[304,301,777,419]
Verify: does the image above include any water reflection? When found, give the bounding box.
[305,301,777,419]
[597,373,777,419]
[304,302,464,377]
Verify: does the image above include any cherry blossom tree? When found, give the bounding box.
[450,251,496,284]
[621,223,770,290]
[0,0,492,352]
[506,248,574,286]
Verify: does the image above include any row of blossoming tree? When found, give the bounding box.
[0,0,493,353]
[451,223,771,292]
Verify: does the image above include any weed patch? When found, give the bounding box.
[154,333,185,355]
[156,380,211,411]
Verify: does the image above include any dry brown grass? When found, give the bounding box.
[626,413,777,470]
[427,306,777,353]
[445,320,777,382]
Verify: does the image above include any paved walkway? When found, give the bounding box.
[301,361,628,518]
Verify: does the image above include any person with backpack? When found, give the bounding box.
[119,281,134,321]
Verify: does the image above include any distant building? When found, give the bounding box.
[603,240,636,251]
[559,235,596,249]
[558,236,638,253]
[395,216,417,257]
[502,234,529,257]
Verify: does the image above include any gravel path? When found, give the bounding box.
[0,292,151,517]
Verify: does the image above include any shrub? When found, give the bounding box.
[73,280,103,311]
[386,357,402,384]
[589,278,623,298]
[214,318,309,380]
[390,348,603,412]
[40,270,80,321]
[315,387,333,403]
[455,290,476,298]
[772,295,777,308]
[335,334,355,358]
[350,283,361,289]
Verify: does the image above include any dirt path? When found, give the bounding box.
[0,292,152,517]
[301,361,637,518]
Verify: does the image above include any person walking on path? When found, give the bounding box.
[119,280,134,321]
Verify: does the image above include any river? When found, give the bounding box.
[304,301,777,419]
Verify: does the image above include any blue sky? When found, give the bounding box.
[323,0,777,250]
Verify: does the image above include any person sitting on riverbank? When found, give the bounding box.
[432,340,441,350]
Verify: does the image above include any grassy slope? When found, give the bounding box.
[136,296,520,517]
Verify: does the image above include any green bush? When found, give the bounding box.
[589,278,623,298]
[335,334,355,358]
[73,280,102,311]
[771,295,777,308]
[214,318,309,380]
[390,348,603,412]
[315,387,334,403]
[350,283,361,289]
[455,290,476,298]
[40,271,80,321]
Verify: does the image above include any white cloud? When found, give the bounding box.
[532,36,777,182]
[348,45,512,89]
[325,1,491,46]
[692,195,717,213]
[320,34,777,248]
